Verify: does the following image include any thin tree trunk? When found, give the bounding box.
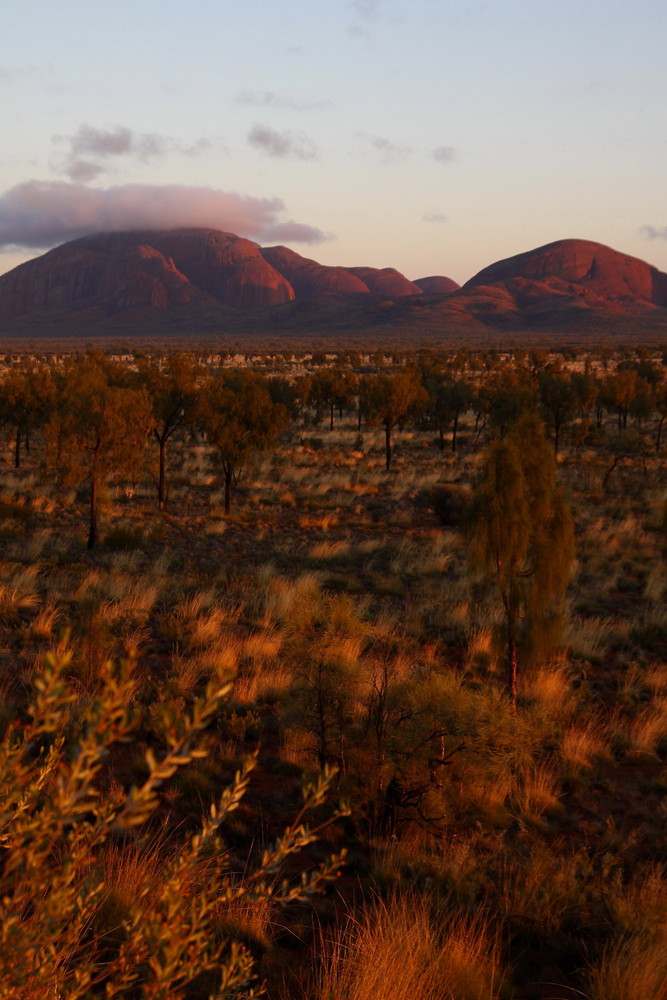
[385,421,392,471]
[14,427,21,469]
[603,456,620,491]
[507,622,518,713]
[158,435,167,510]
[87,468,99,550]
[452,412,459,452]
[224,467,233,515]
[315,661,327,770]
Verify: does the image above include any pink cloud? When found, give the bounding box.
[0,180,330,249]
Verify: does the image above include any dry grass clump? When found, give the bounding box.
[314,892,503,1000]
[560,718,611,769]
[563,615,614,661]
[523,662,577,719]
[584,927,667,1000]
[626,697,667,754]
[0,564,40,623]
[495,843,592,939]
[28,599,62,642]
[506,762,562,819]
[260,571,323,627]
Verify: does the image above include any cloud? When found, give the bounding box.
[351,0,382,16]
[53,124,212,180]
[248,124,317,160]
[364,135,411,164]
[423,213,447,224]
[347,0,385,38]
[235,90,331,111]
[642,225,667,240]
[63,160,107,183]
[263,221,329,243]
[432,146,456,163]
[0,180,330,251]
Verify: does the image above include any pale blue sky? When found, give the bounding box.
[1,0,666,284]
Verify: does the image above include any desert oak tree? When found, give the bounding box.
[469,413,575,710]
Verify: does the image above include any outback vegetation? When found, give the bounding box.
[0,342,666,999]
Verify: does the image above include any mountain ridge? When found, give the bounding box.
[1,229,666,338]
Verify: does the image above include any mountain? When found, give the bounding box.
[0,230,666,339]
[455,238,667,323]
[0,229,437,327]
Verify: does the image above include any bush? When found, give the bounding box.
[0,652,347,998]
[418,483,472,527]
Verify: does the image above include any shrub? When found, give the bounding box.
[0,652,347,999]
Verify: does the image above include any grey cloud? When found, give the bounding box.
[62,160,106,183]
[0,180,329,250]
[642,225,667,240]
[366,135,411,163]
[432,146,456,163]
[347,0,384,38]
[236,90,331,111]
[67,124,136,157]
[248,124,317,160]
[423,213,447,224]
[351,0,382,18]
[53,124,212,180]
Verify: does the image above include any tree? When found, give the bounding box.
[363,370,426,471]
[538,366,577,456]
[479,365,538,436]
[600,370,639,431]
[0,362,56,468]
[47,356,153,549]
[198,369,289,514]
[423,374,473,452]
[138,353,201,510]
[469,413,575,710]
[309,367,357,430]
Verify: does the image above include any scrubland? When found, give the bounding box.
[0,346,666,999]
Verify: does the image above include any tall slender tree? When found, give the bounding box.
[469,413,574,710]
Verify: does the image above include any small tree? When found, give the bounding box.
[0,362,56,468]
[363,370,426,471]
[138,353,201,510]
[198,369,289,514]
[309,367,357,430]
[538,367,577,456]
[469,413,575,710]
[424,375,473,452]
[47,356,153,549]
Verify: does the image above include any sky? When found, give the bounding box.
[1,0,666,286]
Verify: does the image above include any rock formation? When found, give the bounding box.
[461,238,667,311]
[0,229,665,337]
[414,275,461,295]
